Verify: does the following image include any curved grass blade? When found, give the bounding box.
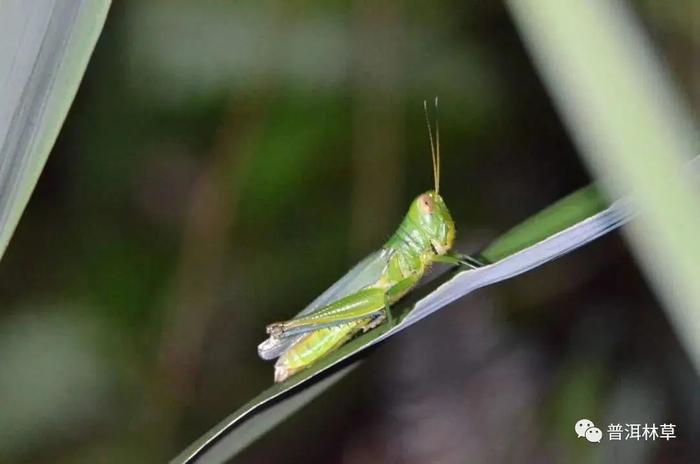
[0,0,111,259]
[173,177,654,463]
[176,363,361,463]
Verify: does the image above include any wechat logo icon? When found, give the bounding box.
[575,418,602,443]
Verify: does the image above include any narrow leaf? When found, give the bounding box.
[0,0,111,259]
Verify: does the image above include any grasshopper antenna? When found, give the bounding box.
[423,99,438,193]
[434,97,440,194]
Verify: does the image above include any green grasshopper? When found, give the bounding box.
[258,99,482,382]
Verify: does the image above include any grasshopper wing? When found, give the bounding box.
[257,248,392,360]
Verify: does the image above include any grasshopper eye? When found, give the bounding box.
[418,194,434,214]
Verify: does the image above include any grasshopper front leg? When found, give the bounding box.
[433,252,485,268]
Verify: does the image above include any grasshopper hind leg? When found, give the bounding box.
[271,276,421,382]
[274,320,372,383]
[274,308,390,383]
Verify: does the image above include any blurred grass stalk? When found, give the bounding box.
[0,0,111,259]
[508,0,700,371]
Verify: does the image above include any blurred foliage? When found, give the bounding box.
[0,0,697,463]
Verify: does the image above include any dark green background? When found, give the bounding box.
[0,1,697,463]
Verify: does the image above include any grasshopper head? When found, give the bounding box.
[411,190,455,255]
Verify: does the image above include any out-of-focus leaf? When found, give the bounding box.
[0,309,111,460]
[507,0,700,371]
[173,177,646,463]
[0,0,111,259]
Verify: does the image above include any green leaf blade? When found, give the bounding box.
[0,0,111,259]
